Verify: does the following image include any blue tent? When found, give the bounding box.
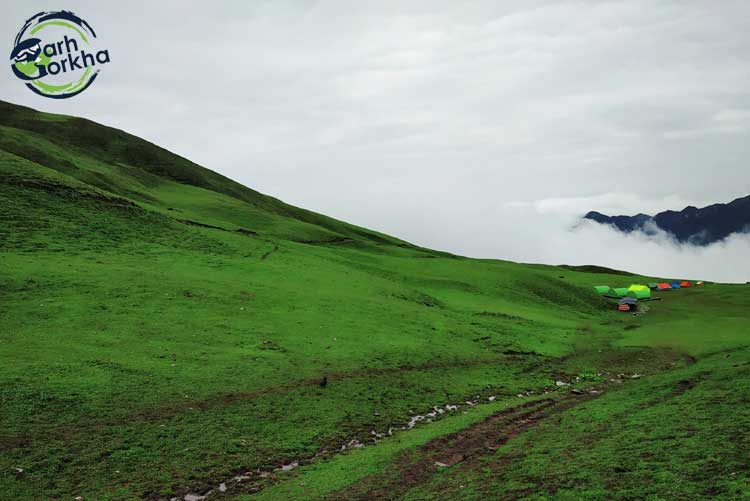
[670,281,681,289]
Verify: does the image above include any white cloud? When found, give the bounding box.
[410,201,750,283]
[504,193,704,217]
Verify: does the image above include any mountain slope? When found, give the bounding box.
[584,195,750,244]
[0,100,434,251]
[1,101,748,500]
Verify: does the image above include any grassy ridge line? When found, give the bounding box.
[0,100,442,253]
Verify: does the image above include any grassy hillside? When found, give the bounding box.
[0,100,429,249]
[1,101,748,500]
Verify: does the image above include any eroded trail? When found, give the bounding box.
[330,392,602,500]
[165,348,689,500]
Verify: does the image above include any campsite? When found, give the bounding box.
[1,100,749,500]
[593,280,704,313]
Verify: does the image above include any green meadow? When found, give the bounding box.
[1,100,748,500]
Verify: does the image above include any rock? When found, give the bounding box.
[555,380,569,387]
[435,461,448,468]
[570,389,584,395]
[488,396,496,401]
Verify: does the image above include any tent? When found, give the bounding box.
[627,288,651,300]
[648,282,659,289]
[628,284,650,292]
[627,284,651,299]
[593,285,612,295]
[657,282,671,291]
[670,281,681,289]
[612,287,629,298]
[680,281,692,288]
[618,297,638,311]
[696,281,705,286]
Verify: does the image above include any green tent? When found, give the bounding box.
[628,284,649,292]
[612,287,629,298]
[593,285,611,295]
[627,288,651,299]
[648,282,658,289]
[627,284,652,299]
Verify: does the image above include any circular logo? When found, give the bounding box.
[10,11,110,99]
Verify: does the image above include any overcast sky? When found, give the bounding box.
[3,1,750,281]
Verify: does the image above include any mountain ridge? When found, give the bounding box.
[584,195,750,244]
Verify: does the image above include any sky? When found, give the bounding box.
[3,1,750,281]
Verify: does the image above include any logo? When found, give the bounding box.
[10,11,110,99]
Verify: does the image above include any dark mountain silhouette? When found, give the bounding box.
[584,195,750,245]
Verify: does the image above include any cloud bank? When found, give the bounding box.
[429,195,750,283]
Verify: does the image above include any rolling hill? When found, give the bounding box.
[1,100,748,500]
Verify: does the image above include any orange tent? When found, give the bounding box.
[657,282,671,291]
[680,281,692,288]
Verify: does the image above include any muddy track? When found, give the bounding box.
[2,349,693,500]
[181,348,692,500]
[330,392,603,500]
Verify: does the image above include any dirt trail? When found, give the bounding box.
[330,392,603,500]
[169,348,691,501]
